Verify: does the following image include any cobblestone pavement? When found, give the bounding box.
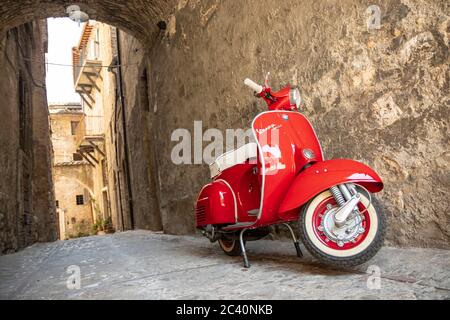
[0,230,449,300]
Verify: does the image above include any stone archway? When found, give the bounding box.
[0,0,179,251]
[0,0,176,43]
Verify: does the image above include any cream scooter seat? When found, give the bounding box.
[209,143,258,178]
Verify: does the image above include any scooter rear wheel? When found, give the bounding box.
[299,189,386,268]
[218,234,243,256]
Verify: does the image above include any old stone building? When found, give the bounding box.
[0,1,448,252]
[49,103,94,239]
[69,21,118,232]
[0,20,57,253]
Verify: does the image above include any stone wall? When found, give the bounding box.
[0,20,57,253]
[135,0,449,247]
[0,0,176,45]
[117,30,163,232]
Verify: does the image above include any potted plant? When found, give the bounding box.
[93,218,106,235]
[103,217,114,234]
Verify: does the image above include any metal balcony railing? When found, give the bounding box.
[73,48,102,91]
[75,115,104,147]
[73,48,86,85]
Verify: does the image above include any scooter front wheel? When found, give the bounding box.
[299,189,386,268]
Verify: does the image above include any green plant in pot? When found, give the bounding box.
[93,218,106,235]
[103,217,114,234]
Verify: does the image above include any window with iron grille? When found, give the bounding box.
[55,200,59,208]
[18,72,31,152]
[73,153,83,161]
[71,121,78,135]
[76,195,84,205]
[101,160,108,187]
[94,29,100,59]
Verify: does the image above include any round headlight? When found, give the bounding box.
[303,148,315,159]
[289,88,301,109]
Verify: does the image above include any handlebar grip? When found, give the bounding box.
[244,78,263,93]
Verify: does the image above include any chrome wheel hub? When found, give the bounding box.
[319,206,365,246]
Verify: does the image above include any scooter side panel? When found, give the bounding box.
[195,180,237,227]
[278,159,384,214]
[214,163,260,223]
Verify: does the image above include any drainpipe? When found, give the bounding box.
[115,28,135,230]
[108,59,125,231]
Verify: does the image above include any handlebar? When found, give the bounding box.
[244,74,301,111]
[244,78,263,94]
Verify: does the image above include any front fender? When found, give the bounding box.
[278,159,383,213]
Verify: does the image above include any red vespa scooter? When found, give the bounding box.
[195,74,385,268]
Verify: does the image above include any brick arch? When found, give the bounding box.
[0,0,175,43]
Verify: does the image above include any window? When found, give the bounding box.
[76,195,84,205]
[101,160,108,187]
[94,29,100,59]
[139,69,150,112]
[18,73,31,151]
[71,121,78,135]
[109,122,113,144]
[55,200,59,208]
[73,153,83,161]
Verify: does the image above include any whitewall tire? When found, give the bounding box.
[299,189,386,267]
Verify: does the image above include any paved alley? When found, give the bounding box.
[0,231,449,300]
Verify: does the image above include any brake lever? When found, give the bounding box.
[264,72,270,87]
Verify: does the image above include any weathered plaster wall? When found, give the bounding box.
[50,110,83,163]
[140,0,449,247]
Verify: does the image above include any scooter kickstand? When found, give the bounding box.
[239,229,250,268]
[283,223,303,258]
